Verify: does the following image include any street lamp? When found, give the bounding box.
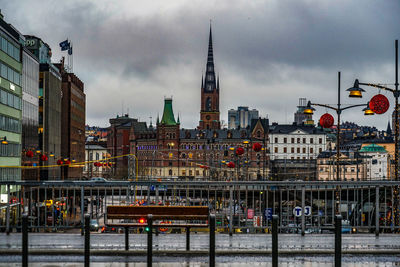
[0,137,8,145]
[305,71,371,181]
[346,40,399,180]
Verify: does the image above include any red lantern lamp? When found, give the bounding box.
[94,162,98,167]
[319,113,334,128]
[57,160,63,165]
[40,154,48,161]
[65,160,71,165]
[369,94,389,114]
[227,161,235,168]
[253,143,262,152]
[235,147,244,156]
[26,150,34,158]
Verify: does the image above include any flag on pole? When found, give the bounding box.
[68,46,73,55]
[59,40,70,51]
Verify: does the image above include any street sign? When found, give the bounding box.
[304,206,312,216]
[293,206,312,217]
[253,216,262,227]
[247,208,254,219]
[264,208,273,220]
[293,206,302,217]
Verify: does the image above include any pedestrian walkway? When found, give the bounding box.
[1,233,400,251]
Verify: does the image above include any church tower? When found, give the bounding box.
[199,25,220,130]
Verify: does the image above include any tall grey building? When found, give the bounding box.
[21,47,39,180]
[228,106,259,129]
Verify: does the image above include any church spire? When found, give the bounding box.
[387,120,392,136]
[207,24,214,64]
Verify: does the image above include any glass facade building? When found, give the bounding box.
[0,14,23,182]
[21,48,39,180]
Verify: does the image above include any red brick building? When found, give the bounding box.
[108,27,270,180]
[56,61,86,179]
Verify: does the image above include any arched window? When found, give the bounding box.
[257,131,261,138]
[169,169,173,176]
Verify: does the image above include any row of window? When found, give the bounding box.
[0,34,20,62]
[0,61,21,86]
[0,143,21,157]
[274,147,323,154]
[0,115,22,133]
[0,167,21,181]
[71,99,85,113]
[273,137,323,144]
[0,88,21,110]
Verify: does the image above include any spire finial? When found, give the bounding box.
[207,23,213,64]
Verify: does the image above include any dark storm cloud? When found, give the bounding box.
[1,0,399,129]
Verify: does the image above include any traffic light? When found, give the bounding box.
[144,226,150,232]
[139,217,146,224]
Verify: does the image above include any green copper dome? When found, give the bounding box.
[359,144,387,153]
[160,98,177,126]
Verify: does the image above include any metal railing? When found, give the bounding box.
[0,180,399,235]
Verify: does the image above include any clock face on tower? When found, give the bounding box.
[206,115,211,120]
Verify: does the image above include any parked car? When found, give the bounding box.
[90,219,99,231]
[101,225,118,233]
[90,177,108,182]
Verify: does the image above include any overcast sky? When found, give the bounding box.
[1,0,399,130]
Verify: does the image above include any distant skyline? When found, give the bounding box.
[2,0,399,130]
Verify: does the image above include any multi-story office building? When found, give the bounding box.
[25,35,61,180]
[0,12,23,183]
[55,61,85,179]
[228,106,259,129]
[21,47,39,180]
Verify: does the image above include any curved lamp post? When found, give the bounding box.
[346,40,398,180]
[304,71,372,181]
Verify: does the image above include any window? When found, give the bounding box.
[274,137,278,143]
[310,148,313,153]
[303,148,306,153]
[274,147,278,153]
[297,138,300,143]
[283,147,287,153]
[291,147,294,153]
[310,138,314,144]
[169,169,172,175]
[291,138,294,143]
[303,138,306,143]
[319,138,322,144]
[319,148,322,153]
[284,138,287,143]
[297,148,300,153]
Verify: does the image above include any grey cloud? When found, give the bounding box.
[1,0,399,130]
